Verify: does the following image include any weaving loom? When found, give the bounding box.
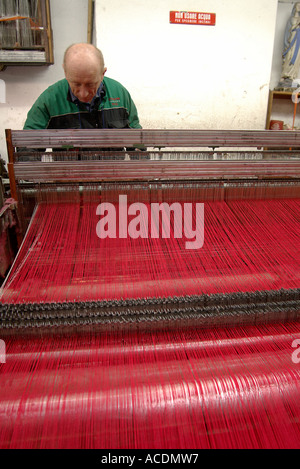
[1,128,300,449]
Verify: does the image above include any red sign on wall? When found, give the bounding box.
[170,11,216,26]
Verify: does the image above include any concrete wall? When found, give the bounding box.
[0,0,89,161]
[95,0,278,130]
[0,0,298,161]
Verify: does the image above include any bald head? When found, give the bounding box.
[63,43,107,103]
[63,43,105,71]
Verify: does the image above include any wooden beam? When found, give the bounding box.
[87,0,94,43]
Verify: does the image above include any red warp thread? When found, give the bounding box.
[1,322,300,448]
[1,198,299,304]
[1,196,300,448]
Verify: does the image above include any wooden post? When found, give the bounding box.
[87,0,94,44]
[5,129,23,247]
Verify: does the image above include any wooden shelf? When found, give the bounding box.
[0,0,53,67]
[266,89,299,129]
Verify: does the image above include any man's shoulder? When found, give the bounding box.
[38,78,69,100]
[103,76,129,94]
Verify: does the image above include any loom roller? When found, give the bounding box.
[0,128,300,449]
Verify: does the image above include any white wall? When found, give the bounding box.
[95,0,278,130]
[0,0,292,162]
[0,0,89,162]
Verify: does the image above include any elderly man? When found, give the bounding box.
[24,43,141,130]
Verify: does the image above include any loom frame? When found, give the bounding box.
[1,128,300,331]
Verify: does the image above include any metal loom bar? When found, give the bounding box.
[8,128,300,149]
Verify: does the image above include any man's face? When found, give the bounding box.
[65,64,106,103]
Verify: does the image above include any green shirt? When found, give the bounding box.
[24,76,141,130]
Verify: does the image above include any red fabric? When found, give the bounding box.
[1,198,299,304]
[1,197,300,448]
[1,322,300,448]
